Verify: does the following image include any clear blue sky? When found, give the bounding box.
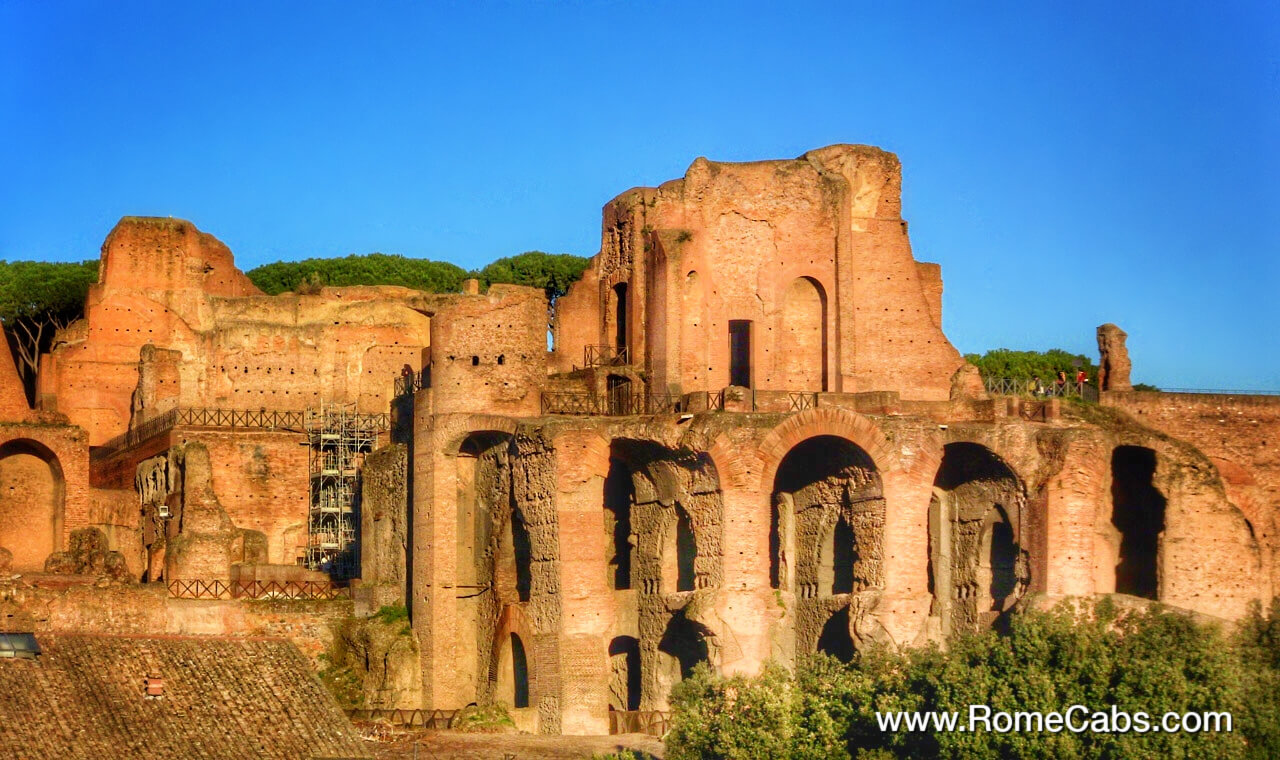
[2,1,1277,390]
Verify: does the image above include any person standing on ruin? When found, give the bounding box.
[1031,375,1045,397]
[1056,370,1068,395]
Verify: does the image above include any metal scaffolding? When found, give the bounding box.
[305,403,380,578]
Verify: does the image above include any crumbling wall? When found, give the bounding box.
[426,285,548,417]
[42,217,431,445]
[1097,324,1133,391]
[552,144,964,400]
[360,443,409,604]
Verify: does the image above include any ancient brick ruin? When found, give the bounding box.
[0,144,1276,743]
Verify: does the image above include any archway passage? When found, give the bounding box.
[510,633,530,709]
[930,442,1027,634]
[603,459,634,590]
[779,277,827,391]
[658,611,713,681]
[665,506,698,593]
[771,435,884,600]
[816,607,855,663]
[0,438,64,571]
[608,636,642,711]
[1111,446,1165,599]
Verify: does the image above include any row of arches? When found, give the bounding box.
[448,423,1169,716]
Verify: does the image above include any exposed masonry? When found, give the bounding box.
[0,145,1275,744]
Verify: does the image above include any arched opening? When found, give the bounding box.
[728,320,752,387]
[819,516,856,595]
[603,458,633,590]
[510,633,530,708]
[662,506,697,593]
[771,436,884,601]
[455,431,512,705]
[931,442,1027,634]
[979,506,1018,616]
[779,277,827,391]
[658,610,713,682]
[816,607,855,663]
[608,635,642,711]
[613,282,629,357]
[771,434,884,658]
[1111,446,1165,599]
[0,438,64,571]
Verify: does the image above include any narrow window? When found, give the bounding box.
[729,320,751,387]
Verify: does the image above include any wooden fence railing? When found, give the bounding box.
[166,579,351,600]
[609,709,671,736]
[346,708,458,728]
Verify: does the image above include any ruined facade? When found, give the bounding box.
[0,144,1275,741]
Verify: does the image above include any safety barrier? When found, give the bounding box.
[346,708,458,729]
[166,579,352,600]
[609,709,671,736]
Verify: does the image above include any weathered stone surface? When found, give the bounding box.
[1097,323,1133,391]
[42,527,132,582]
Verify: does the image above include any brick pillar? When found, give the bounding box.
[714,479,775,676]
[876,436,939,647]
[1044,434,1109,597]
[411,406,462,708]
[550,430,612,735]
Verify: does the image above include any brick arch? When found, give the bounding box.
[550,429,611,493]
[757,407,897,490]
[0,437,66,570]
[705,433,756,491]
[435,413,519,456]
[491,603,537,690]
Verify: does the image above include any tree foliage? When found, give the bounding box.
[476,251,591,330]
[664,600,1280,760]
[245,253,469,295]
[0,259,99,402]
[965,348,1098,384]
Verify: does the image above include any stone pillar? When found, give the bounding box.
[714,477,774,677]
[875,436,939,648]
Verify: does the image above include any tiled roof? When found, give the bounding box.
[0,633,369,760]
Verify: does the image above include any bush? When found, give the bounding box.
[663,601,1273,759]
[451,702,516,733]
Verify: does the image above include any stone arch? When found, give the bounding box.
[1110,445,1165,600]
[655,609,716,706]
[491,604,536,710]
[770,433,885,658]
[608,635,642,711]
[778,276,828,391]
[0,438,65,571]
[929,442,1028,634]
[757,408,897,491]
[454,428,518,707]
[816,606,855,663]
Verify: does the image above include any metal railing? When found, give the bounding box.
[983,377,1097,401]
[166,579,352,600]
[1157,388,1280,396]
[92,407,390,460]
[609,709,672,737]
[540,392,686,416]
[393,366,431,397]
[584,344,630,367]
[346,708,458,728]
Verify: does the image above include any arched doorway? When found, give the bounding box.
[0,438,64,571]
[1111,446,1165,599]
[662,505,698,593]
[770,435,884,655]
[608,635,642,711]
[930,442,1028,634]
[603,458,634,590]
[495,631,531,709]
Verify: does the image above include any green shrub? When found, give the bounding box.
[663,600,1272,759]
